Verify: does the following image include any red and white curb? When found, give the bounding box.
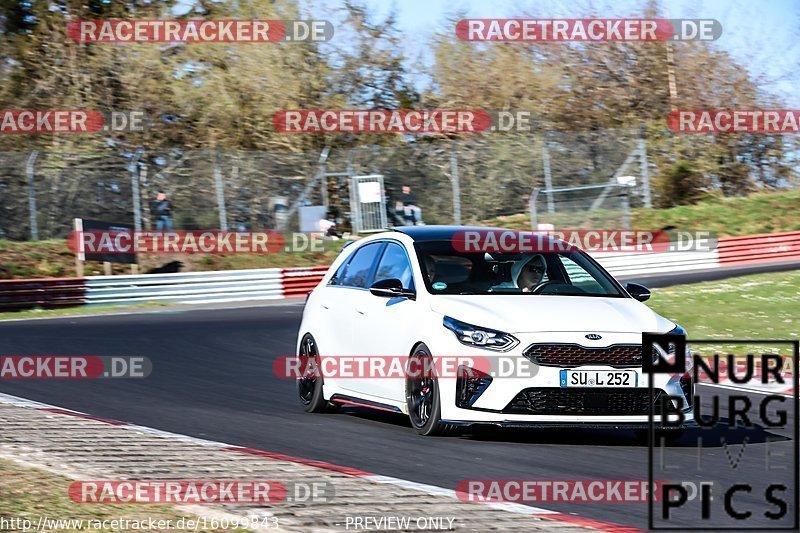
[0,392,639,532]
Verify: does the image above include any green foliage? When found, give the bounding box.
[655,160,708,207]
[484,188,800,237]
[0,0,795,233]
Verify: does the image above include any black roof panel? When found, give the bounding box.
[392,225,477,241]
[392,225,563,244]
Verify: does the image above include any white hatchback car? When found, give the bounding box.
[296,226,693,436]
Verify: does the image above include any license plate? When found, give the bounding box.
[560,369,638,387]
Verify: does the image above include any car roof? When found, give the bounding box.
[392,225,565,245]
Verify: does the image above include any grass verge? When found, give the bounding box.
[648,269,799,358]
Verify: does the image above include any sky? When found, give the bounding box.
[313,0,800,106]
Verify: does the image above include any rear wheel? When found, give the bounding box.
[297,334,333,413]
[406,344,459,436]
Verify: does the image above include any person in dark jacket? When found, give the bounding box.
[151,191,174,231]
[400,185,423,225]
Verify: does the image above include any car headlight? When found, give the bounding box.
[669,324,687,337]
[443,316,519,352]
[653,324,691,369]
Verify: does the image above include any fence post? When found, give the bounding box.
[450,144,462,225]
[131,149,143,231]
[282,147,330,231]
[638,128,652,208]
[529,188,541,230]
[541,135,555,213]
[214,148,228,231]
[26,150,39,240]
[622,188,632,230]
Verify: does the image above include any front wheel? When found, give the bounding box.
[297,334,334,413]
[405,344,460,436]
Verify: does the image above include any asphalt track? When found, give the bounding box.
[0,302,796,530]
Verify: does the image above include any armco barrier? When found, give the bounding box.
[81,266,328,306]
[596,231,800,278]
[0,277,86,312]
[85,268,285,305]
[717,230,800,267]
[2,231,800,311]
[281,266,329,298]
[595,249,720,278]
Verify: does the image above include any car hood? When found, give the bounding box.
[428,294,675,334]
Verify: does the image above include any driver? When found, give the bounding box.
[512,254,547,292]
[424,255,437,284]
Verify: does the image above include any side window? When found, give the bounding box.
[558,255,605,294]
[339,243,383,288]
[328,258,348,286]
[374,243,414,289]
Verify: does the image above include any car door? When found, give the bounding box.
[349,241,418,401]
[311,249,357,357]
[330,241,386,394]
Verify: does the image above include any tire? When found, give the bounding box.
[297,334,333,413]
[405,344,460,436]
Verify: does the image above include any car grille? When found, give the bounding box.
[523,343,642,368]
[503,387,666,416]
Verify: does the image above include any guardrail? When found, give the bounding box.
[83,266,328,306]
[1,231,799,312]
[85,269,285,306]
[281,266,329,298]
[0,277,86,312]
[595,249,720,278]
[718,231,800,267]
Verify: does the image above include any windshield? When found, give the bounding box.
[414,241,625,297]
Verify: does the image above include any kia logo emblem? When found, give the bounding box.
[585,334,602,340]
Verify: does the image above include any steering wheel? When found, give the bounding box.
[530,280,558,294]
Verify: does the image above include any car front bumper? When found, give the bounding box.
[429,330,693,425]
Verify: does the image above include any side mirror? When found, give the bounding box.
[626,282,651,302]
[370,278,415,300]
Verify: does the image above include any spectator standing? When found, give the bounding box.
[400,185,423,225]
[151,191,174,231]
